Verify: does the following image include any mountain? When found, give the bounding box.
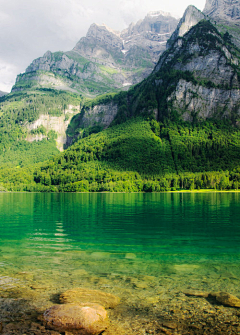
[70,5,240,137]
[151,19,240,123]
[12,11,178,97]
[2,2,240,193]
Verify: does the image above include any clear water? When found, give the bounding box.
[0,192,240,315]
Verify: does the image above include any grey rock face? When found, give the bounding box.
[120,11,179,63]
[169,79,240,121]
[161,21,240,120]
[66,102,119,146]
[202,0,240,50]
[26,104,80,151]
[78,102,119,129]
[204,0,240,21]
[167,6,206,48]
[173,44,238,87]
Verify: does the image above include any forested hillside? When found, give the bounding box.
[1,117,240,192]
[0,89,82,166]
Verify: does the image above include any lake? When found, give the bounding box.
[0,192,240,334]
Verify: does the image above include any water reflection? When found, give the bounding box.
[0,192,240,258]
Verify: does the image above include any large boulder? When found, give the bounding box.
[59,288,120,309]
[210,292,240,308]
[43,303,109,335]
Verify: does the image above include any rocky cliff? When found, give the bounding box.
[141,17,240,122]
[89,12,240,124]
[12,11,178,97]
[26,104,80,151]
[167,6,206,48]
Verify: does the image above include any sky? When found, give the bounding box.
[0,0,206,92]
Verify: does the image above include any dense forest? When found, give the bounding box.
[1,117,240,192]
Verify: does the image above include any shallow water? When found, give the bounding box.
[1,192,240,333]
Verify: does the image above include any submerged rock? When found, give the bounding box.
[183,290,209,298]
[43,303,109,334]
[184,290,240,308]
[59,288,120,309]
[210,292,240,308]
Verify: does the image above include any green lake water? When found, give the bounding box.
[0,192,240,322]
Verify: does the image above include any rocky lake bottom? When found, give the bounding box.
[1,249,240,335]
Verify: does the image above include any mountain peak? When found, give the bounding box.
[167,5,206,49]
[86,23,120,38]
[203,0,240,21]
[88,23,120,37]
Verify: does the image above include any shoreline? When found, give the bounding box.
[1,189,240,194]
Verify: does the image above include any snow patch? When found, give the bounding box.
[147,11,171,17]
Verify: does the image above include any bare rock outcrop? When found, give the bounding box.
[78,102,119,130]
[152,18,240,122]
[169,79,240,121]
[167,6,206,49]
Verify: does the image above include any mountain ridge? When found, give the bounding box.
[12,11,179,97]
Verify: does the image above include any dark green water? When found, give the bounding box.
[0,192,240,304]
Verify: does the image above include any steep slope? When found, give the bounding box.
[12,11,178,97]
[113,18,240,124]
[153,20,240,122]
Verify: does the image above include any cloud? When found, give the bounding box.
[0,59,18,92]
[0,0,206,92]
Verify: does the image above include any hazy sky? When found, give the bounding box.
[0,0,206,92]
